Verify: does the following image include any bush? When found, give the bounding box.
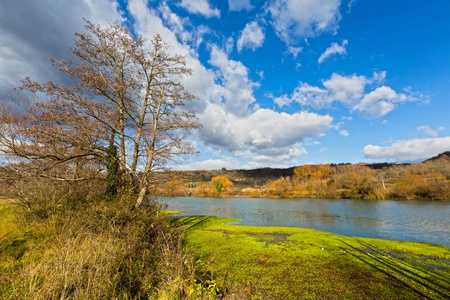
[333,165,377,199]
[391,171,449,200]
[268,177,292,197]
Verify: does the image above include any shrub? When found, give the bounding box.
[269,177,292,197]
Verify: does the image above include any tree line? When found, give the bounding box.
[156,160,450,200]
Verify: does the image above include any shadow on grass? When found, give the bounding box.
[171,216,215,230]
[338,239,450,299]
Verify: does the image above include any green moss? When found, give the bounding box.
[159,210,184,215]
[181,216,450,299]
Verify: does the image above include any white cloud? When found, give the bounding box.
[287,46,303,58]
[363,137,450,162]
[339,130,349,137]
[0,0,123,97]
[228,0,253,11]
[323,73,367,103]
[180,0,220,18]
[225,36,234,54]
[266,0,341,44]
[157,2,212,49]
[158,2,192,44]
[274,72,426,118]
[417,125,444,138]
[174,156,241,170]
[318,39,348,64]
[274,83,329,108]
[237,21,265,52]
[209,46,259,116]
[353,86,398,117]
[372,70,387,84]
[347,0,358,13]
[237,147,307,169]
[198,103,333,155]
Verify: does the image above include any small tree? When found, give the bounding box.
[211,176,233,195]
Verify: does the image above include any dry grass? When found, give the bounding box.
[0,179,227,299]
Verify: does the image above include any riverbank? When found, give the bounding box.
[176,216,450,299]
[0,199,202,299]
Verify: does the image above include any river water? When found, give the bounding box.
[156,197,450,247]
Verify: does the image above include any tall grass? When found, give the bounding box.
[0,179,224,299]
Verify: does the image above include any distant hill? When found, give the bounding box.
[423,151,450,163]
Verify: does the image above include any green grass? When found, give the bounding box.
[160,210,184,215]
[176,216,450,299]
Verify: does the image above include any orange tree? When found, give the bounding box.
[211,176,233,195]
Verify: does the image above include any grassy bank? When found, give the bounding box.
[2,195,449,299]
[177,216,450,299]
[0,198,206,299]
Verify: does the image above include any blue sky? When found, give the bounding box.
[1,0,449,170]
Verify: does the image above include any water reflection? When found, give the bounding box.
[156,197,450,246]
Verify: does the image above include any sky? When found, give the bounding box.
[1,0,449,170]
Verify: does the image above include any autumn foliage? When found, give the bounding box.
[294,164,332,182]
[211,176,233,194]
[150,158,449,200]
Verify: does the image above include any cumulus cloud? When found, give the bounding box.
[323,73,367,103]
[180,0,220,18]
[198,103,333,155]
[353,86,398,117]
[363,137,450,162]
[237,21,265,52]
[318,39,348,64]
[0,0,123,97]
[417,125,444,138]
[228,0,253,11]
[209,46,259,116]
[274,72,426,118]
[266,0,341,44]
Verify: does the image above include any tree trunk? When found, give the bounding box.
[135,184,147,209]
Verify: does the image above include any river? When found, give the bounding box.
[156,197,450,247]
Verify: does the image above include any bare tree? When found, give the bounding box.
[0,21,199,208]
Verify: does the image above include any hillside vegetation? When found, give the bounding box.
[153,152,450,200]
